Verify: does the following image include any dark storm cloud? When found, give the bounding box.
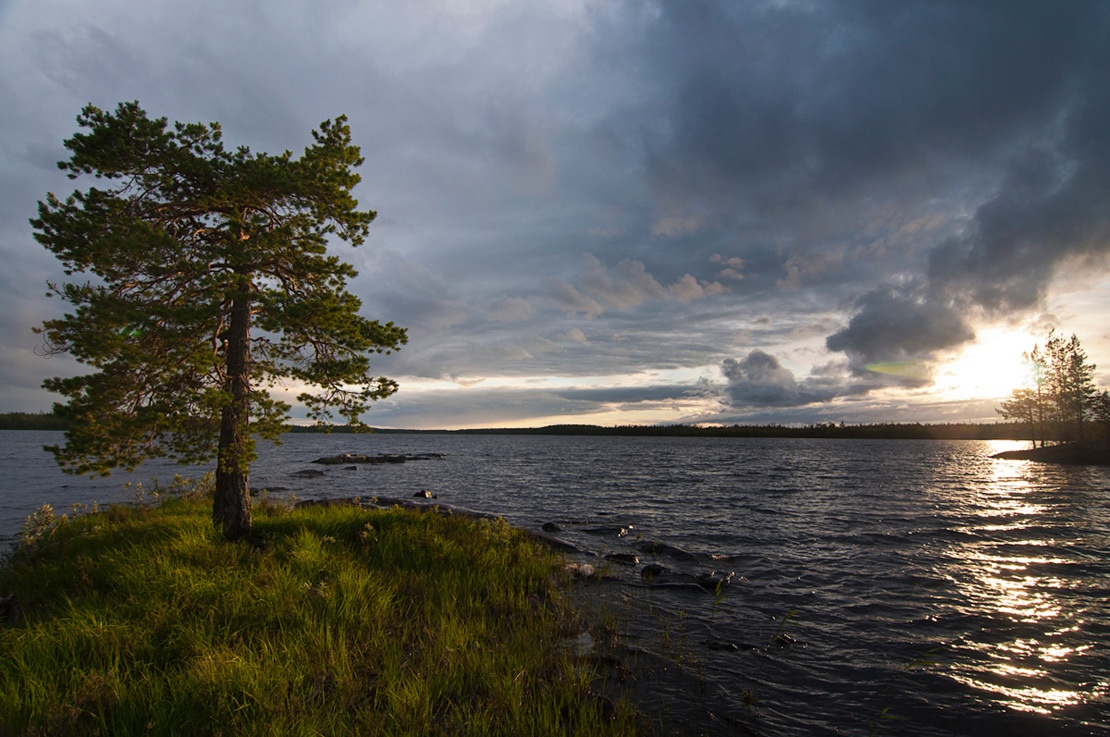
[824,283,974,371]
[633,0,1110,375]
[830,59,1110,368]
[2,0,1109,425]
[642,0,1101,209]
[927,113,1110,314]
[722,350,874,408]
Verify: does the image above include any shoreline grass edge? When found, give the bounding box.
[0,490,644,736]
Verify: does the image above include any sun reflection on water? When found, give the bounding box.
[942,446,1100,715]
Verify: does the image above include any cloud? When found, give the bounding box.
[710,254,745,281]
[2,0,1109,427]
[552,385,695,404]
[722,350,807,407]
[547,279,606,319]
[636,1,1110,373]
[825,283,974,374]
[816,3,1110,366]
[547,254,727,317]
[927,141,1110,314]
[721,349,884,409]
[642,1,1103,211]
[651,215,701,237]
[558,328,590,344]
[667,273,727,300]
[486,296,536,323]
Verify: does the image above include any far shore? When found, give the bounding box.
[0,411,1080,442]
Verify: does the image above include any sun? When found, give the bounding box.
[934,327,1037,401]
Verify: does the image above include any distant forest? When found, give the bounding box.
[290,421,1039,441]
[0,411,1068,441]
[0,412,68,431]
[0,410,1049,440]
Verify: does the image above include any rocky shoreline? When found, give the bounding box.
[991,440,1110,466]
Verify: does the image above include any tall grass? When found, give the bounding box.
[0,497,641,736]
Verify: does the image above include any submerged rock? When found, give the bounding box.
[703,638,740,652]
[695,571,735,592]
[605,552,640,566]
[291,468,326,478]
[639,562,677,581]
[635,539,700,562]
[585,525,634,538]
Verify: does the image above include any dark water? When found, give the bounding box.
[2,430,1108,735]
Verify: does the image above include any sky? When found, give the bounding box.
[1,0,1109,430]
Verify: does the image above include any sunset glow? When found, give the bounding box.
[1,1,1108,429]
[933,327,1038,402]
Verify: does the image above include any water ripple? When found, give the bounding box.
[2,432,1108,735]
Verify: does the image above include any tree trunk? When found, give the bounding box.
[214,279,253,541]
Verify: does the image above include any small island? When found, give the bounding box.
[991,440,1110,466]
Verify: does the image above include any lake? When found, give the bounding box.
[1,430,1108,735]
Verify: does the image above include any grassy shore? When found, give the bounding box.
[0,490,641,736]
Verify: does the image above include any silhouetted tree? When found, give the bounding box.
[999,332,1098,445]
[1045,333,1097,442]
[997,388,1040,447]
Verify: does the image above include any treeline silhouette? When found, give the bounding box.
[0,411,1059,441]
[436,423,1036,440]
[0,412,69,431]
[285,421,1040,440]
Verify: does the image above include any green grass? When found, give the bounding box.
[0,496,641,736]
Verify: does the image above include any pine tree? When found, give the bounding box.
[997,388,1040,446]
[999,332,1098,446]
[33,102,406,540]
[1045,332,1097,442]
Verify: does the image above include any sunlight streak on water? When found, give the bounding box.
[939,449,1103,720]
[2,432,1108,735]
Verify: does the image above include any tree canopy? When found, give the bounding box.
[997,331,1103,446]
[34,102,406,539]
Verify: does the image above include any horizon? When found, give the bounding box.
[1,2,1108,430]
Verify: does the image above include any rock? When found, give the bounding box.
[695,571,734,592]
[635,540,700,562]
[604,552,640,566]
[585,525,633,538]
[704,638,740,652]
[528,530,580,554]
[542,521,562,533]
[291,469,326,478]
[343,466,358,471]
[772,632,797,647]
[640,562,676,581]
[0,593,17,624]
[294,497,361,508]
[565,562,596,578]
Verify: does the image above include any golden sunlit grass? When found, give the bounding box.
[0,496,641,736]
